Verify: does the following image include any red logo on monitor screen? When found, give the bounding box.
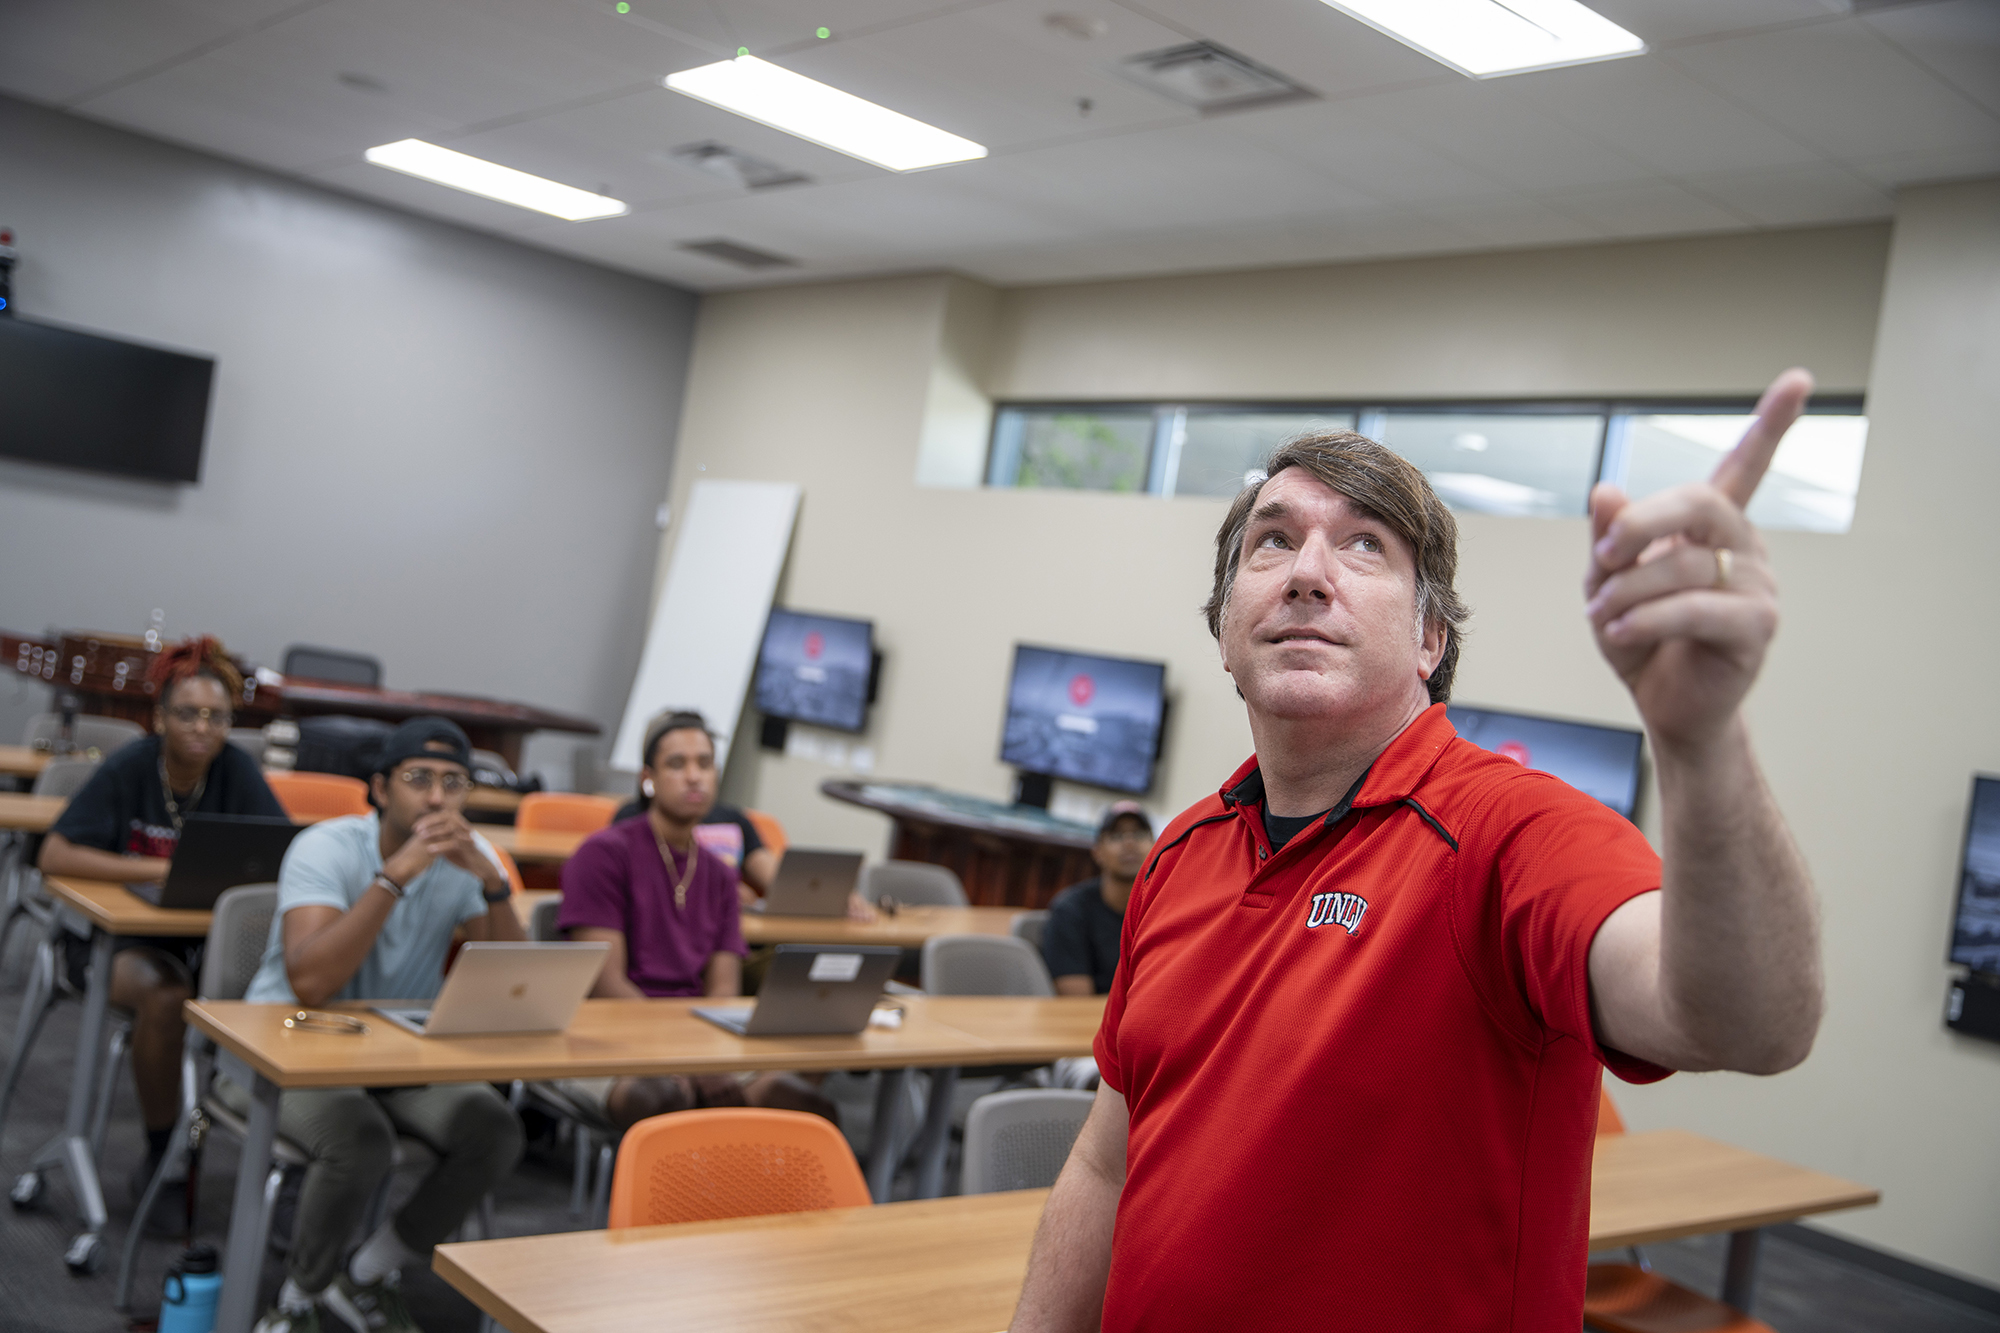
[1069,674,1095,706]
[804,632,824,660]
[1496,740,1531,767]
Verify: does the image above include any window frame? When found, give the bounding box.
[986,394,1867,523]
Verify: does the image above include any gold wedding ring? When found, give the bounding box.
[1714,547,1734,590]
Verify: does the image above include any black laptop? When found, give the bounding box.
[128,813,303,910]
[693,944,902,1036]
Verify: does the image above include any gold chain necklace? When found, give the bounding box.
[651,826,700,910]
[158,755,206,836]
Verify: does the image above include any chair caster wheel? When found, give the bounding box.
[65,1231,104,1274]
[9,1172,42,1209]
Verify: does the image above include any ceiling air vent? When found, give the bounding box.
[1117,41,1314,113]
[677,239,799,270]
[667,141,809,190]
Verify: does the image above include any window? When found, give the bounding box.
[987,399,1867,532]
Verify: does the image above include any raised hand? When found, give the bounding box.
[1584,368,1814,750]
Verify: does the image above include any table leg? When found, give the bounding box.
[1721,1228,1763,1312]
[214,1073,280,1333]
[864,1069,911,1203]
[45,929,115,1266]
[910,1068,959,1200]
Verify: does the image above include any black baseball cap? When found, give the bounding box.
[1098,801,1153,837]
[373,716,474,776]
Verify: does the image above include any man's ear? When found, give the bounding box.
[369,772,389,806]
[1418,616,1448,679]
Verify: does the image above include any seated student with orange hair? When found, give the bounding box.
[39,636,285,1220]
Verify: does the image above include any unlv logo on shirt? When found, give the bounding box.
[1306,891,1367,935]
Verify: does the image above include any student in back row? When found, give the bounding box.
[38,637,285,1221]
[234,717,525,1333]
[556,711,834,1129]
[1042,803,1153,997]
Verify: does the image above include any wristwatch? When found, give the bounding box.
[482,883,513,905]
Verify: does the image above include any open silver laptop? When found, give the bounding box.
[760,849,865,918]
[372,941,608,1037]
[693,943,901,1036]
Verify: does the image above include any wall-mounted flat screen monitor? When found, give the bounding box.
[0,317,215,483]
[1000,644,1166,795]
[1445,704,1645,820]
[1951,776,2000,976]
[753,609,874,733]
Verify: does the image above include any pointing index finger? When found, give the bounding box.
[1710,367,1814,509]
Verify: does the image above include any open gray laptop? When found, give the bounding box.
[693,943,901,1036]
[372,941,608,1037]
[128,813,302,910]
[759,849,865,918]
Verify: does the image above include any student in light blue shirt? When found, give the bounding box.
[229,717,525,1333]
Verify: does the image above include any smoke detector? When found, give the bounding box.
[1117,41,1314,113]
[666,141,809,190]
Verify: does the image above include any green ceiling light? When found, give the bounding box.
[738,46,750,56]
[817,27,830,38]
[615,3,629,12]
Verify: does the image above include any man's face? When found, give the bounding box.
[1218,468,1444,727]
[372,750,471,831]
[1093,816,1151,881]
[645,727,716,825]
[156,675,231,770]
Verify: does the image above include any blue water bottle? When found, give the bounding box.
[159,1243,221,1333]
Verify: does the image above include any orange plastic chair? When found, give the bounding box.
[607,1108,871,1229]
[486,842,526,897]
[1585,1089,1776,1333]
[743,808,788,859]
[265,770,371,822]
[516,792,619,835]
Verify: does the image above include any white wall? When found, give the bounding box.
[0,96,698,784]
[661,203,2000,1287]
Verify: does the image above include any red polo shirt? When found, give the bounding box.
[1093,704,1667,1331]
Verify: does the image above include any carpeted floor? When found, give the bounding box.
[0,916,1994,1332]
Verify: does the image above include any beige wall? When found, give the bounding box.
[663,203,2000,1285]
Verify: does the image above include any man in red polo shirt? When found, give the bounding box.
[1012,371,1824,1331]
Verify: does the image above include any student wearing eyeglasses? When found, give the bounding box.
[38,635,285,1228]
[230,716,525,1333]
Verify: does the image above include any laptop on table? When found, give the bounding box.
[757,849,865,918]
[694,943,901,1036]
[372,941,609,1037]
[128,813,303,911]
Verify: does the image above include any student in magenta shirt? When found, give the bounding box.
[553,711,835,1130]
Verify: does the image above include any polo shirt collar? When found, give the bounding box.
[1219,702,1459,816]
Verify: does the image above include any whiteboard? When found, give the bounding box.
[612,479,801,773]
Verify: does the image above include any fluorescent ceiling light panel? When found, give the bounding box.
[1320,0,1644,78]
[363,139,627,221]
[664,56,986,172]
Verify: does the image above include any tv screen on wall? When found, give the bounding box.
[1446,704,1645,820]
[0,317,215,483]
[1000,644,1166,795]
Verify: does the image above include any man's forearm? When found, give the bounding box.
[1012,1150,1121,1333]
[1655,716,1821,1072]
[38,834,170,884]
[285,892,396,1006]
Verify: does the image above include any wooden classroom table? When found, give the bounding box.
[482,826,582,865]
[434,1129,1878,1333]
[0,791,65,831]
[185,993,1104,1333]
[510,890,1023,948]
[0,744,49,780]
[13,879,213,1274]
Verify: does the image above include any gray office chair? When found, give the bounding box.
[528,896,563,942]
[863,860,968,908]
[22,713,145,758]
[1009,910,1048,954]
[281,645,382,688]
[960,1089,1095,1194]
[0,756,105,971]
[226,728,267,766]
[921,934,1055,998]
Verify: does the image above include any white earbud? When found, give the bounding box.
[641,779,655,798]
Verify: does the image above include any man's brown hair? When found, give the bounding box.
[1201,431,1470,704]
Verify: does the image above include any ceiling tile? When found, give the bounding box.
[1682,160,1894,227]
[1535,179,1751,236]
[1346,80,1655,192]
[1496,54,1821,177]
[618,0,990,61]
[1217,100,1503,205]
[1658,16,2000,159]
[0,0,287,104]
[1863,0,2000,118]
[1843,142,2000,191]
[1586,0,1848,47]
[1422,194,1603,250]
